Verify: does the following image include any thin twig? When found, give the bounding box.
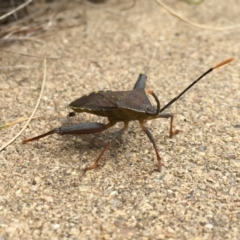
[0,49,64,60]
[1,36,45,44]
[84,1,121,15]
[0,0,32,21]
[0,65,38,70]
[0,116,43,130]
[155,0,240,30]
[0,58,47,152]
[120,0,136,11]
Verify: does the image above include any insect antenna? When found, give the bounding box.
[159,58,234,113]
[146,90,160,115]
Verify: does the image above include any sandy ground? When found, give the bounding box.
[0,0,240,239]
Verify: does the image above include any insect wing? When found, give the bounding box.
[117,89,153,113]
[69,91,128,111]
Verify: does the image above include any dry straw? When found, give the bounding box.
[0,0,85,42]
[0,59,47,152]
[1,0,239,43]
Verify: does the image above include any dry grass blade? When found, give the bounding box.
[0,0,32,21]
[155,0,240,30]
[0,58,47,152]
[0,49,65,60]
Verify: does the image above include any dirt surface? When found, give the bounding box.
[0,0,240,239]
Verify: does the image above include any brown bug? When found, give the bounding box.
[23,58,233,171]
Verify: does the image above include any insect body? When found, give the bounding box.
[23,58,233,171]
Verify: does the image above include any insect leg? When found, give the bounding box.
[22,122,116,143]
[84,122,129,172]
[139,121,162,171]
[157,113,179,137]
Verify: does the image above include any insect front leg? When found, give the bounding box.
[157,113,180,137]
[139,121,162,171]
